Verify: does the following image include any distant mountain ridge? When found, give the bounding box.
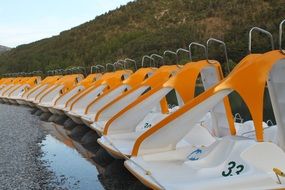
[0,0,284,74]
[0,45,10,54]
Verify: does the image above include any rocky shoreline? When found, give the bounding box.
[0,104,61,190]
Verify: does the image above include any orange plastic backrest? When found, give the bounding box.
[78,73,101,88]
[95,65,179,121]
[85,68,154,114]
[104,60,232,136]
[69,70,132,110]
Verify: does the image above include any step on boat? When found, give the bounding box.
[91,58,181,136]
[124,25,285,189]
[35,73,85,112]
[65,66,133,125]
[97,42,233,159]
[21,75,62,107]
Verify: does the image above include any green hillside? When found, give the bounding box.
[0,0,284,74]
[0,45,10,54]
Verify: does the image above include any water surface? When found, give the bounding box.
[40,122,148,190]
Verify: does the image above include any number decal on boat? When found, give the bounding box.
[222,161,244,177]
[143,122,152,129]
[168,104,176,109]
[188,149,202,161]
[236,164,244,175]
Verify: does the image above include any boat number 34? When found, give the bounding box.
[222,161,244,177]
[144,122,152,129]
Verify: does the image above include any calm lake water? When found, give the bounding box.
[40,122,149,190]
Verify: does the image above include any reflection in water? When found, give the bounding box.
[41,135,103,190]
[40,122,148,190]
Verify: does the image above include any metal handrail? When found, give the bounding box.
[65,68,73,74]
[90,66,97,74]
[32,71,43,76]
[189,42,207,61]
[66,66,86,75]
[114,61,125,70]
[249,27,274,54]
[124,58,137,71]
[163,50,178,65]
[47,70,53,76]
[141,55,154,68]
[76,66,87,76]
[93,65,105,73]
[176,48,190,63]
[106,63,115,72]
[116,59,126,65]
[67,67,77,74]
[206,38,230,74]
[279,19,285,54]
[150,54,164,67]
[55,69,65,75]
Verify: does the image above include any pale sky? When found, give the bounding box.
[0,0,133,47]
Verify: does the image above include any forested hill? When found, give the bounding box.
[0,45,10,54]
[0,0,284,74]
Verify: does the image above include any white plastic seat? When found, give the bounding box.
[125,136,285,190]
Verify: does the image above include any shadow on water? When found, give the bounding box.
[40,121,149,190]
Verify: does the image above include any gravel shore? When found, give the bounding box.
[0,103,59,190]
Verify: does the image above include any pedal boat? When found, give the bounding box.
[0,77,25,102]
[50,71,118,116]
[65,70,133,124]
[7,76,41,104]
[46,73,101,115]
[98,57,231,159]
[23,75,62,107]
[0,78,14,91]
[90,65,180,136]
[79,67,157,127]
[124,29,285,190]
[35,74,84,112]
[0,78,15,102]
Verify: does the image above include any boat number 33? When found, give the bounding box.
[222,161,244,177]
